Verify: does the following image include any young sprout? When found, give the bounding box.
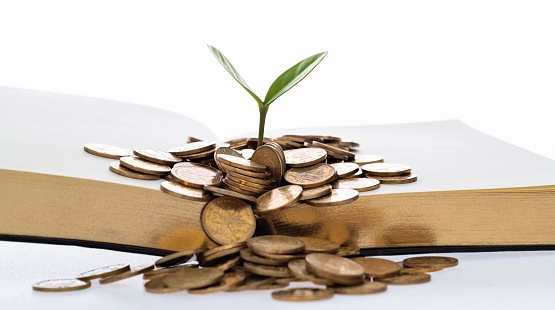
[208,45,327,148]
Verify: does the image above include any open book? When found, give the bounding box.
[2,87,555,255]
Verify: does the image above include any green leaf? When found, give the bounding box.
[264,51,327,106]
[207,45,263,106]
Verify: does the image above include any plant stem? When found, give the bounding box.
[258,105,269,148]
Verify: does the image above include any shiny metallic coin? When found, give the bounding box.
[223,177,268,196]
[226,170,277,186]
[76,264,130,281]
[306,189,359,207]
[222,182,261,197]
[353,154,385,165]
[330,281,387,295]
[163,267,224,290]
[336,247,361,257]
[287,259,334,285]
[284,163,337,188]
[284,148,327,167]
[160,181,212,202]
[329,162,359,178]
[213,147,243,173]
[400,266,443,274]
[133,147,182,165]
[361,163,411,176]
[217,154,267,172]
[168,141,216,156]
[255,251,306,262]
[305,253,365,285]
[203,185,258,203]
[369,173,418,184]
[32,279,91,292]
[248,235,305,255]
[226,174,275,190]
[239,248,289,266]
[299,184,332,201]
[211,255,242,271]
[296,237,339,254]
[171,162,223,188]
[84,143,132,159]
[375,273,431,285]
[220,162,272,179]
[243,261,292,278]
[200,242,247,264]
[312,141,356,158]
[120,156,171,175]
[99,264,154,284]
[332,178,380,192]
[155,247,208,268]
[251,144,286,185]
[201,197,256,245]
[351,257,402,279]
[187,272,246,294]
[403,256,459,269]
[181,147,216,160]
[254,185,303,215]
[144,276,183,294]
[272,288,334,301]
[142,266,196,280]
[109,161,160,180]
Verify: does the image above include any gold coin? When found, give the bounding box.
[226,170,277,186]
[283,148,327,167]
[353,154,384,165]
[119,156,171,175]
[243,261,292,278]
[142,265,196,280]
[299,184,332,201]
[247,235,305,255]
[305,253,365,285]
[226,174,275,190]
[201,197,256,245]
[76,263,130,281]
[251,144,286,184]
[400,266,443,274]
[171,162,223,188]
[163,267,224,290]
[287,259,334,285]
[284,163,337,188]
[212,255,242,271]
[32,279,91,292]
[255,251,306,262]
[296,237,339,254]
[254,185,303,215]
[220,163,272,179]
[133,147,182,165]
[160,181,212,202]
[350,257,402,278]
[168,141,216,156]
[144,276,183,293]
[155,247,208,268]
[216,154,267,172]
[187,272,246,294]
[330,281,387,295]
[403,256,459,269]
[109,161,161,180]
[312,141,356,158]
[332,178,380,192]
[214,147,243,172]
[336,247,360,257]
[305,189,359,207]
[181,147,216,160]
[200,242,247,264]
[84,143,133,159]
[203,185,258,203]
[361,162,411,176]
[375,273,431,285]
[240,248,289,266]
[329,162,359,178]
[222,182,261,197]
[272,288,334,302]
[99,264,154,284]
[369,173,418,184]
[223,177,268,196]
[226,276,275,292]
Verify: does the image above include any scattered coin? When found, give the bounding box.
[133,147,182,165]
[329,162,359,178]
[76,263,131,281]
[332,178,380,192]
[168,141,216,156]
[201,197,256,245]
[272,288,334,301]
[84,143,133,159]
[375,273,431,285]
[312,141,356,158]
[350,257,402,278]
[287,259,334,286]
[163,267,224,290]
[248,235,305,255]
[216,154,267,172]
[171,162,223,188]
[155,247,208,268]
[32,279,91,292]
[284,148,327,167]
[144,276,183,294]
[361,163,411,176]
[403,256,459,269]
[305,253,365,285]
[187,272,246,294]
[305,189,359,207]
[120,156,171,175]
[353,154,385,165]
[203,185,258,203]
[284,163,337,188]
[99,264,154,284]
[330,281,387,295]
[296,237,340,254]
[183,148,216,160]
[109,161,161,180]
[299,184,332,201]
[369,173,418,184]
[243,261,292,278]
[142,265,196,280]
[400,266,443,274]
[160,181,212,201]
[254,185,303,215]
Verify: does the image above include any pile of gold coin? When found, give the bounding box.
[33,235,458,302]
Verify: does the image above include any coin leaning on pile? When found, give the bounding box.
[33,234,459,302]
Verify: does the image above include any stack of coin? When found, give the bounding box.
[362,162,418,184]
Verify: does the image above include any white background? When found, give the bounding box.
[2,1,555,309]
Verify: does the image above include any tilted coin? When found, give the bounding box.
[329,162,359,178]
[182,147,216,160]
[160,181,212,202]
[283,148,327,168]
[99,264,154,284]
[168,141,216,156]
[144,276,183,294]
[203,185,258,203]
[226,170,277,186]
[120,156,171,175]
[361,163,411,176]
[76,263,130,281]
[287,259,334,286]
[348,168,364,178]
[240,248,289,266]
[212,255,242,271]
[214,147,243,173]
[402,256,459,269]
[251,144,286,185]
[272,288,334,302]
[84,143,133,159]
[400,266,443,274]
[133,147,182,165]
[241,148,255,160]
[284,163,337,188]
[226,276,275,292]
[201,197,256,245]
[305,189,359,207]
[243,261,292,278]
[255,251,306,262]
[312,141,356,158]
[332,178,380,192]
[163,267,224,290]
[299,184,332,201]
[305,253,365,285]
[223,177,268,196]
[350,257,402,278]
[187,272,246,294]
[216,154,267,172]
[335,246,360,257]
[226,174,275,190]
[32,279,91,292]
[248,235,305,255]
[222,182,261,197]
[330,281,387,295]
[155,247,208,268]
[200,242,247,264]
[171,162,223,188]
[220,163,272,179]
[142,265,196,280]
[254,185,303,215]
[109,161,161,180]
[375,273,431,285]
[353,154,385,165]
[296,237,339,254]
[369,173,418,184]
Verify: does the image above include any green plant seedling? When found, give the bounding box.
[208,45,327,148]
